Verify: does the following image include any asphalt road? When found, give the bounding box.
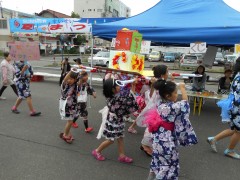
[0,79,240,180]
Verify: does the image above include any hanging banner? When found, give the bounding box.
[190,42,207,54]
[9,18,92,34]
[140,41,151,54]
[8,41,40,61]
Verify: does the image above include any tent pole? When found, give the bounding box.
[88,34,94,108]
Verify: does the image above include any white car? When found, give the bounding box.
[224,54,238,64]
[88,51,110,67]
[180,54,203,68]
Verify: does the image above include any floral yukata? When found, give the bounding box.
[150,100,197,180]
[14,61,33,99]
[229,73,240,131]
[102,90,139,140]
[60,81,78,121]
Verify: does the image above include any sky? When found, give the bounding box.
[1,0,240,16]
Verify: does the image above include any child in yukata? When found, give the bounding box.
[59,71,79,143]
[92,78,139,163]
[143,80,197,180]
[11,60,41,116]
[72,71,97,133]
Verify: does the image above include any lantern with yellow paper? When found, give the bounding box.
[109,50,144,73]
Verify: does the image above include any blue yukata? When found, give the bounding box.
[229,73,240,131]
[14,61,33,99]
[150,100,198,180]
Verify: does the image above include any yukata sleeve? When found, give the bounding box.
[28,64,34,76]
[14,64,22,79]
[232,77,240,106]
[124,91,139,115]
[86,83,95,95]
[174,100,198,147]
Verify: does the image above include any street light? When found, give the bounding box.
[0,0,4,18]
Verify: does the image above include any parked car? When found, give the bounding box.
[180,54,203,68]
[214,52,225,66]
[224,54,238,64]
[163,52,176,62]
[148,51,162,61]
[88,51,110,67]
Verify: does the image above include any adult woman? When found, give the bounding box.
[59,58,71,86]
[218,69,233,94]
[192,65,207,92]
[0,52,18,99]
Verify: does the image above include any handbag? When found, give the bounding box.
[77,87,88,103]
[59,98,68,118]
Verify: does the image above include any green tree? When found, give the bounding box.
[71,11,80,18]
[73,35,87,46]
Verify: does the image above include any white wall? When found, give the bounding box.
[74,0,105,18]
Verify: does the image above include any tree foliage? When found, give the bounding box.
[71,11,80,18]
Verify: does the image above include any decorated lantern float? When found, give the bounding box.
[109,29,145,73]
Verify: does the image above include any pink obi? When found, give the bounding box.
[143,108,175,133]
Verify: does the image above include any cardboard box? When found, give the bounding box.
[115,30,142,53]
[109,50,144,73]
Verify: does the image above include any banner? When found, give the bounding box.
[9,18,92,34]
[8,41,40,61]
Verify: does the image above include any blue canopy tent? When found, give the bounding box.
[92,0,240,45]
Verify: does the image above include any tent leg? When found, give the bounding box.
[89,35,94,108]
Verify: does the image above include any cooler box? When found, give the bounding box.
[109,50,144,73]
[115,30,142,53]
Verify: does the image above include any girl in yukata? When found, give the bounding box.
[92,78,139,163]
[138,65,170,156]
[11,60,41,116]
[59,71,79,143]
[144,80,197,180]
[72,71,97,133]
[208,58,240,159]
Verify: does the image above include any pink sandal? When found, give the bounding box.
[128,128,137,134]
[92,149,105,161]
[118,155,133,163]
[59,133,73,144]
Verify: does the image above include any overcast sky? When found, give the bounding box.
[1,0,240,16]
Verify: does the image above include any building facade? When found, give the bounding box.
[74,0,131,18]
[0,8,37,52]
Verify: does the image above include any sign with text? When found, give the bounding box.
[190,42,207,54]
[8,41,40,61]
[9,18,92,33]
[140,41,151,54]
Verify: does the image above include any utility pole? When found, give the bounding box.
[0,0,4,18]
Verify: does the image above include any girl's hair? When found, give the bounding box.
[4,52,10,58]
[69,71,78,79]
[103,78,118,98]
[81,71,88,77]
[195,65,205,74]
[154,79,177,99]
[152,65,168,78]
